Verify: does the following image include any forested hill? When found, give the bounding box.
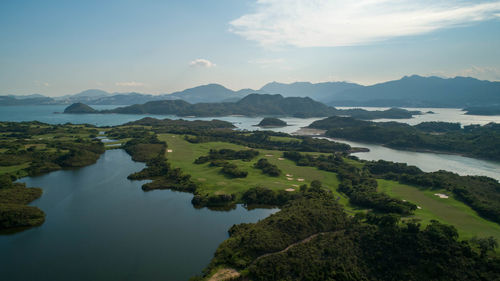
[328,75,500,107]
[64,94,421,119]
[309,116,500,161]
[194,193,500,281]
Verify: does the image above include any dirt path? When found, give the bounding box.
[250,230,344,265]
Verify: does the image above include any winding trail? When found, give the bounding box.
[250,230,344,266]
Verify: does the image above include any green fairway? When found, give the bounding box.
[159,133,349,205]
[0,163,30,176]
[378,179,500,241]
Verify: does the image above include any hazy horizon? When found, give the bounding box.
[4,74,499,98]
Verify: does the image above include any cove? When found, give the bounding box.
[0,149,277,281]
[324,137,500,181]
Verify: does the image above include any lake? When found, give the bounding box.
[0,150,277,281]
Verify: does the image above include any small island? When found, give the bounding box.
[63,102,97,114]
[256,117,288,127]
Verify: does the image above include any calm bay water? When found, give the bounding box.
[0,150,277,281]
[324,137,500,181]
[0,105,321,132]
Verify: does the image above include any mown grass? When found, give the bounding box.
[268,136,301,143]
[378,179,500,241]
[159,133,350,206]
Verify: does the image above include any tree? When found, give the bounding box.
[0,174,13,189]
[470,236,498,258]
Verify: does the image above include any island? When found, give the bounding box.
[62,94,422,120]
[63,102,97,114]
[255,117,287,127]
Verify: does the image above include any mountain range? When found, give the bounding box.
[3,75,500,108]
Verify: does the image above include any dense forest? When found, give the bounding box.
[309,116,500,161]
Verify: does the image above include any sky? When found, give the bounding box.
[1,0,500,96]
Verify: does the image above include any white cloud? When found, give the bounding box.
[189,58,216,68]
[230,0,500,47]
[429,66,500,80]
[457,66,500,79]
[115,81,145,87]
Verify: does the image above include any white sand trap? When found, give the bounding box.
[286,174,293,177]
[265,154,273,157]
[434,193,449,199]
[167,149,173,153]
[285,188,295,192]
[287,177,293,181]
[417,206,422,209]
[297,178,305,182]
[292,184,299,187]
[278,158,285,160]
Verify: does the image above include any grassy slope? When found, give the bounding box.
[0,163,30,176]
[159,133,350,206]
[378,179,500,241]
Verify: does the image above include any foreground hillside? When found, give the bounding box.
[2,118,500,280]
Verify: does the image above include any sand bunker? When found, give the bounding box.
[286,174,293,177]
[434,193,449,199]
[265,154,273,157]
[297,178,305,182]
[287,177,293,181]
[167,149,173,153]
[292,184,299,187]
[285,188,295,192]
[208,268,240,281]
[417,206,422,209]
[278,157,285,160]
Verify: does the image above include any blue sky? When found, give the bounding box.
[1,0,500,96]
